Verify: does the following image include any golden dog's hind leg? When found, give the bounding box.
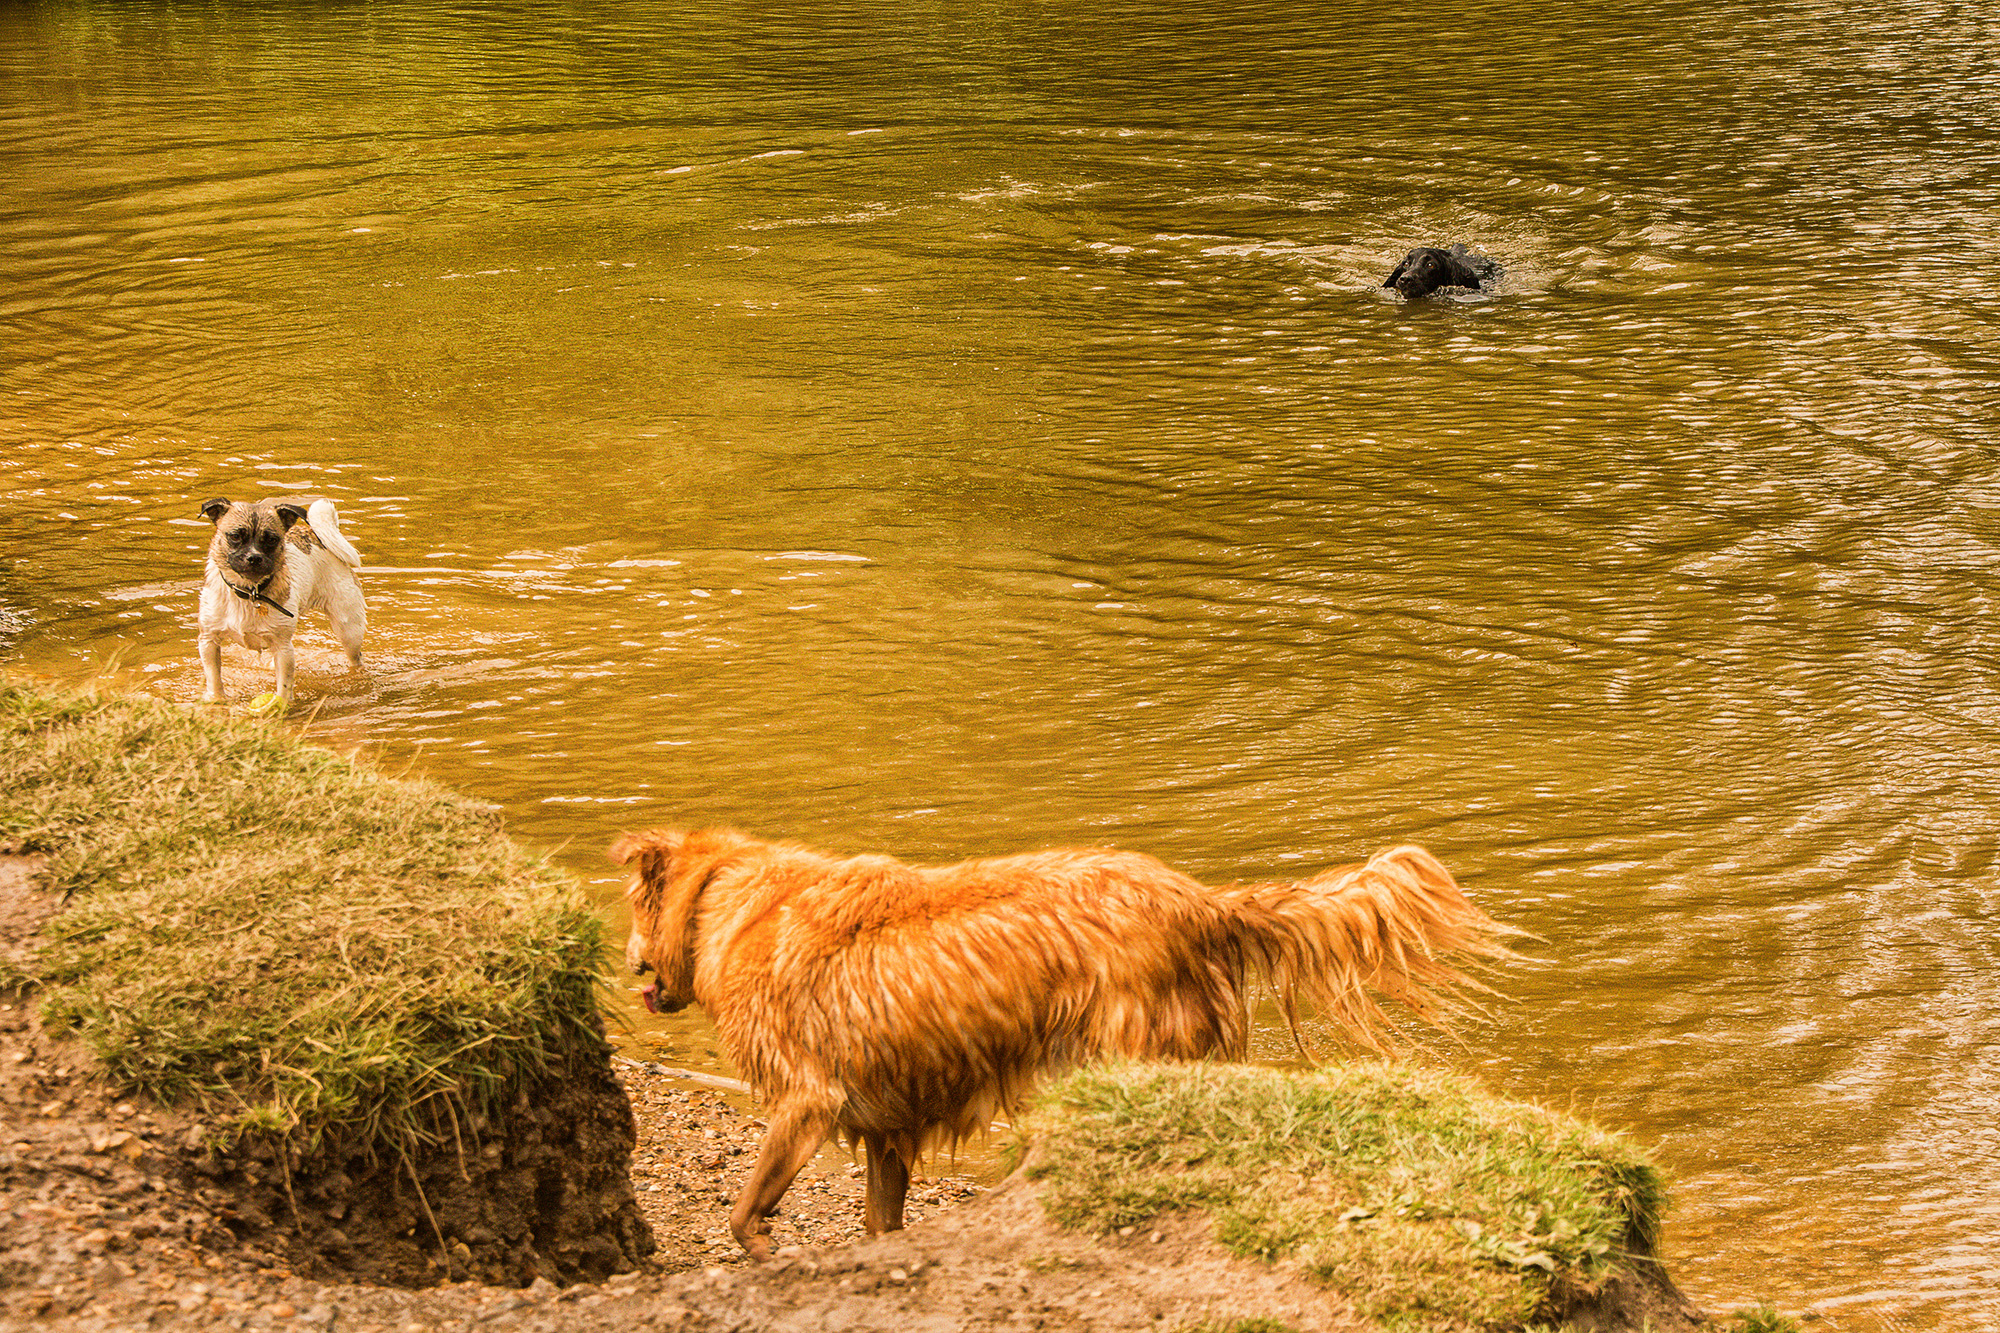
[730,1102,833,1259]
[861,1132,911,1234]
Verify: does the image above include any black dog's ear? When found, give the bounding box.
[274,502,307,530]
[200,498,231,524]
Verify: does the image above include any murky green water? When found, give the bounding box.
[6,2,1999,1325]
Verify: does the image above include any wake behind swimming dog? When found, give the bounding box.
[197,496,366,707]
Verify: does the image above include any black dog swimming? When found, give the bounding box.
[1384,245,1500,298]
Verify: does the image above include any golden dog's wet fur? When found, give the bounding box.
[613,827,1511,1258]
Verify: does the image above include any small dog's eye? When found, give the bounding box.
[227,531,247,545]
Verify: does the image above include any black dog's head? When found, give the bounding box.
[201,497,306,583]
[1385,247,1480,299]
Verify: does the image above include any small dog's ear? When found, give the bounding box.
[201,498,231,524]
[274,503,307,530]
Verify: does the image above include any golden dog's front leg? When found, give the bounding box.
[861,1133,911,1234]
[729,1101,832,1259]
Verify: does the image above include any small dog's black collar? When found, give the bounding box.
[222,574,295,618]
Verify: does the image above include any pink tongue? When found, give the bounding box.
[640,982,660,1014]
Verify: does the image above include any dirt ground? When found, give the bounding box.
[1,856,1703,1333]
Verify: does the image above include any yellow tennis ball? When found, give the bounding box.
[245,692,288,717]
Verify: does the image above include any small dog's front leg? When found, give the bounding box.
[272,643,296,704]
[199,636,226,703]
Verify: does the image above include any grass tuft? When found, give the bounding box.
[1,679,608,1159]
[1015,1062,1669,1333]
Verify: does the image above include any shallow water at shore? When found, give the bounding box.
[5,2,2000,1326]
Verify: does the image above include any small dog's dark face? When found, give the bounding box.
[1385,247,1474,298]
[201,497,306,583]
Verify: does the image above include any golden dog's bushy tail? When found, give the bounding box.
[1218,846,1516,1055]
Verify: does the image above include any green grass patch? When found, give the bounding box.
[1,679,608,1157]
[1014,1062,1668,1333]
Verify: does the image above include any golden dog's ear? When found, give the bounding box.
[610,829,686,914]
[610,828,683,870]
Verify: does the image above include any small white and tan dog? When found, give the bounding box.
[197,496,367,706]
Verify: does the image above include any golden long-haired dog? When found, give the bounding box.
[612,827,1511,1258]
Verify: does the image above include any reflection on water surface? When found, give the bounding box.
[4,3,1999,1327]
